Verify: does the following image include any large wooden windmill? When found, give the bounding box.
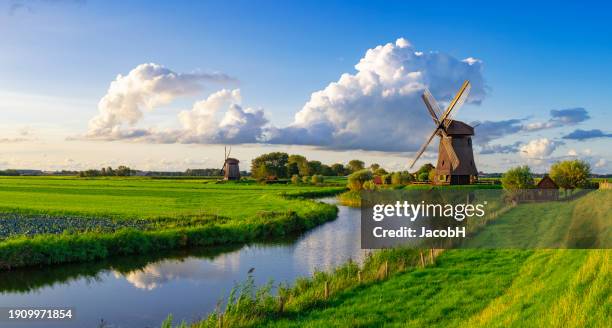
[410,80,478,185]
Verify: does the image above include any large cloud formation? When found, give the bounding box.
[266,38,486,151]
[86,63,235,140]
[83,39,486,150]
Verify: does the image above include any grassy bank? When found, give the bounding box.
[0,177,344,269]
[178,190,610,327]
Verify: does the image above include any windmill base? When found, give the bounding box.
[433,174,477,185]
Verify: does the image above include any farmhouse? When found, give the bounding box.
[535,175,559,201]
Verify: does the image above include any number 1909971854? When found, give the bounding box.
[1,308,74,321]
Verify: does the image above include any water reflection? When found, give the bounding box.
[0,199,363,327]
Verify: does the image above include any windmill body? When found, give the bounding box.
[221,146,241,180]
[434,120,478,185]
[223,158,241,180]
[410,81,478,185]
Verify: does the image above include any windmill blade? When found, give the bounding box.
[409,128,439,169]
[422,89,441,124]
[439,80,471,127]
[444,81,471,129]
[441,136,460,168]
[227,146,232,159]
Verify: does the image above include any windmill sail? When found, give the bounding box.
[443,81,471,129]
[441,136,460,168]
[409,128,439,169]
[422,89,441,124]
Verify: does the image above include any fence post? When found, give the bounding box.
[324,281,329,299]
[358,270,362,283]
[218,314,223,328]
[430,248,434,264]
[384,260,389,278]
[420,251,425,268]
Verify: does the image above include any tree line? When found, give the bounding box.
[250,152,401,181]
[78,166,134,177]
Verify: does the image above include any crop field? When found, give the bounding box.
[0,177,345,268]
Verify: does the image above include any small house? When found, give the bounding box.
[536,175,559,201]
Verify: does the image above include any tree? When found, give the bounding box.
[287,154,309,176]
[251,152,289,180]
[302,175,310,184]
[320,164,334,176]
[370,163,380,171]
[550,160,591,191]
[347,169,373,191]
[291,174,300,184]
[307,160,323,175]
[501,165,535,190]
[415,163,435,177]
[374,168,388,176]
[347,160,365,173]
[330,163,346,176]
[391,171,414,185]
[418,172,430,182]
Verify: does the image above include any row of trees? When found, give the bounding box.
[78,166,134,177]
[501,160,592,191]
[250,153,377,180]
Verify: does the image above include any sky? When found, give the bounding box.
[1,0,611,173]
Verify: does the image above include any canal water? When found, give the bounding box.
[0,199,364,328]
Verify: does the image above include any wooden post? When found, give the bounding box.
[430,248,434,264]
[324,281,329,299]
[358,270,362,283]
[218,314,223,328]
[384,260,389,278]
[420,251,425,268]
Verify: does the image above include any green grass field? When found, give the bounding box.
[261,249,609,328]
[0,177,345,268]
[190,190,610,328]
[0,176,342,220]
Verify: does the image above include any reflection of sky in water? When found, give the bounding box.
[0,202,363,327]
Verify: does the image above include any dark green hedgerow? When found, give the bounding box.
[0,198,338,270]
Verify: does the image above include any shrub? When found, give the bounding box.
[311,175,324,184]
[291,174,300,184]
[362,180,377,190]
[302,176,311,184]
[347,169,373,191]
[418,172,429,182]
[382,174,392,185]
[502,165,535,190]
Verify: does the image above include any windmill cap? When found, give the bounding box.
[225,158,240,163]
[445,120,474,136]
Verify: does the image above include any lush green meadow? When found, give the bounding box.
[0,177,345,268]
[187,190,610,328]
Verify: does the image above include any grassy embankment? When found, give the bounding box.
[0,177,345,269]
[338,183,503,207]
[178,190,610,327]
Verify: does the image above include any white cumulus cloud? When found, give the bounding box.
[519,138,559,159]
[86,63,234,140]
[266,38,486,151]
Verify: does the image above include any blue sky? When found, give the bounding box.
[1,0,610,173]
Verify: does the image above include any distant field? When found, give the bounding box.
[0,176,342,220]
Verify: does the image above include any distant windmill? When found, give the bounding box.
[410,80,478,185]
[221,146,240,181]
